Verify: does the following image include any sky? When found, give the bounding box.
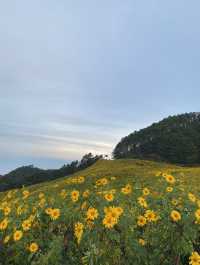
[0,0,200,174]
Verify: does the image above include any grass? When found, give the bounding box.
[0,159,200,265]
[19,159,200,193]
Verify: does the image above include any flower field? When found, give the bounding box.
[0,159,200,265]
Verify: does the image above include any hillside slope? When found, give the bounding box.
[23,158,200,194]
[113,112,200,164]
[0,159,200,265]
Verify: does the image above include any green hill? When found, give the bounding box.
[30,158,200,193]
[0,159,200,265]
[0,153,102,192]
[113,112,200,164]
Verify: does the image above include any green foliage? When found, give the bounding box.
[0,159,199,265]
[113,112,200,165]
[31,236,65,265]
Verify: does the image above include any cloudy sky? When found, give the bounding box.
[0,0,200,174]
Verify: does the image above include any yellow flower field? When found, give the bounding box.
[0,159,200,265]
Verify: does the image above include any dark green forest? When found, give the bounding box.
[113,112,200,165]
[0,153,102,192]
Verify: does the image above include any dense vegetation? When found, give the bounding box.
[0,159,199,265]
[0,153,102,192]
[113,112,200,165]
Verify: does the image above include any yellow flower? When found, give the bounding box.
[74,222,84,244]
[104,193,114,202]
[13,230,23,241]
[137,216,147,227]
[86,208,98,221]
[189,252,200,265]
[195,209,200,221]
[166,187,173,193]
[45,207,53,215]
[137,197,148,208]
[103,206,123,229]
[71,190,79,202]
[29,242,39,253]
[143,188,150,196]
[106,208,118,219]
[38,192,45,199]
[138,238,146,246]
[38,198,46,208]
[171,210,181,222]
[50,208,60,220]
[116,207,124,216]
[121,184,132,194]
[0,218,9,230]
[4,235,10,244]
[17,206,23,216]
[22,190,30,199]
[77,176,85,183]
[101,178,109,185]
[96,178,108,186]
[104,206,123,218]
[4,206,11,216]
[83,190,90,198]
[165,174,175,184]
[144,210,158,222]
[22,220,31,231]
[103,215,117,229]
[171,199,179,206]
[188,193,196,203]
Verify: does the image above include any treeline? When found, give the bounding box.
[0,153,102,192]
[113,112,200,165]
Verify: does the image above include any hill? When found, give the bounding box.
[0,159,200,265]
[113,112,200,164]
[0,153,102,192]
